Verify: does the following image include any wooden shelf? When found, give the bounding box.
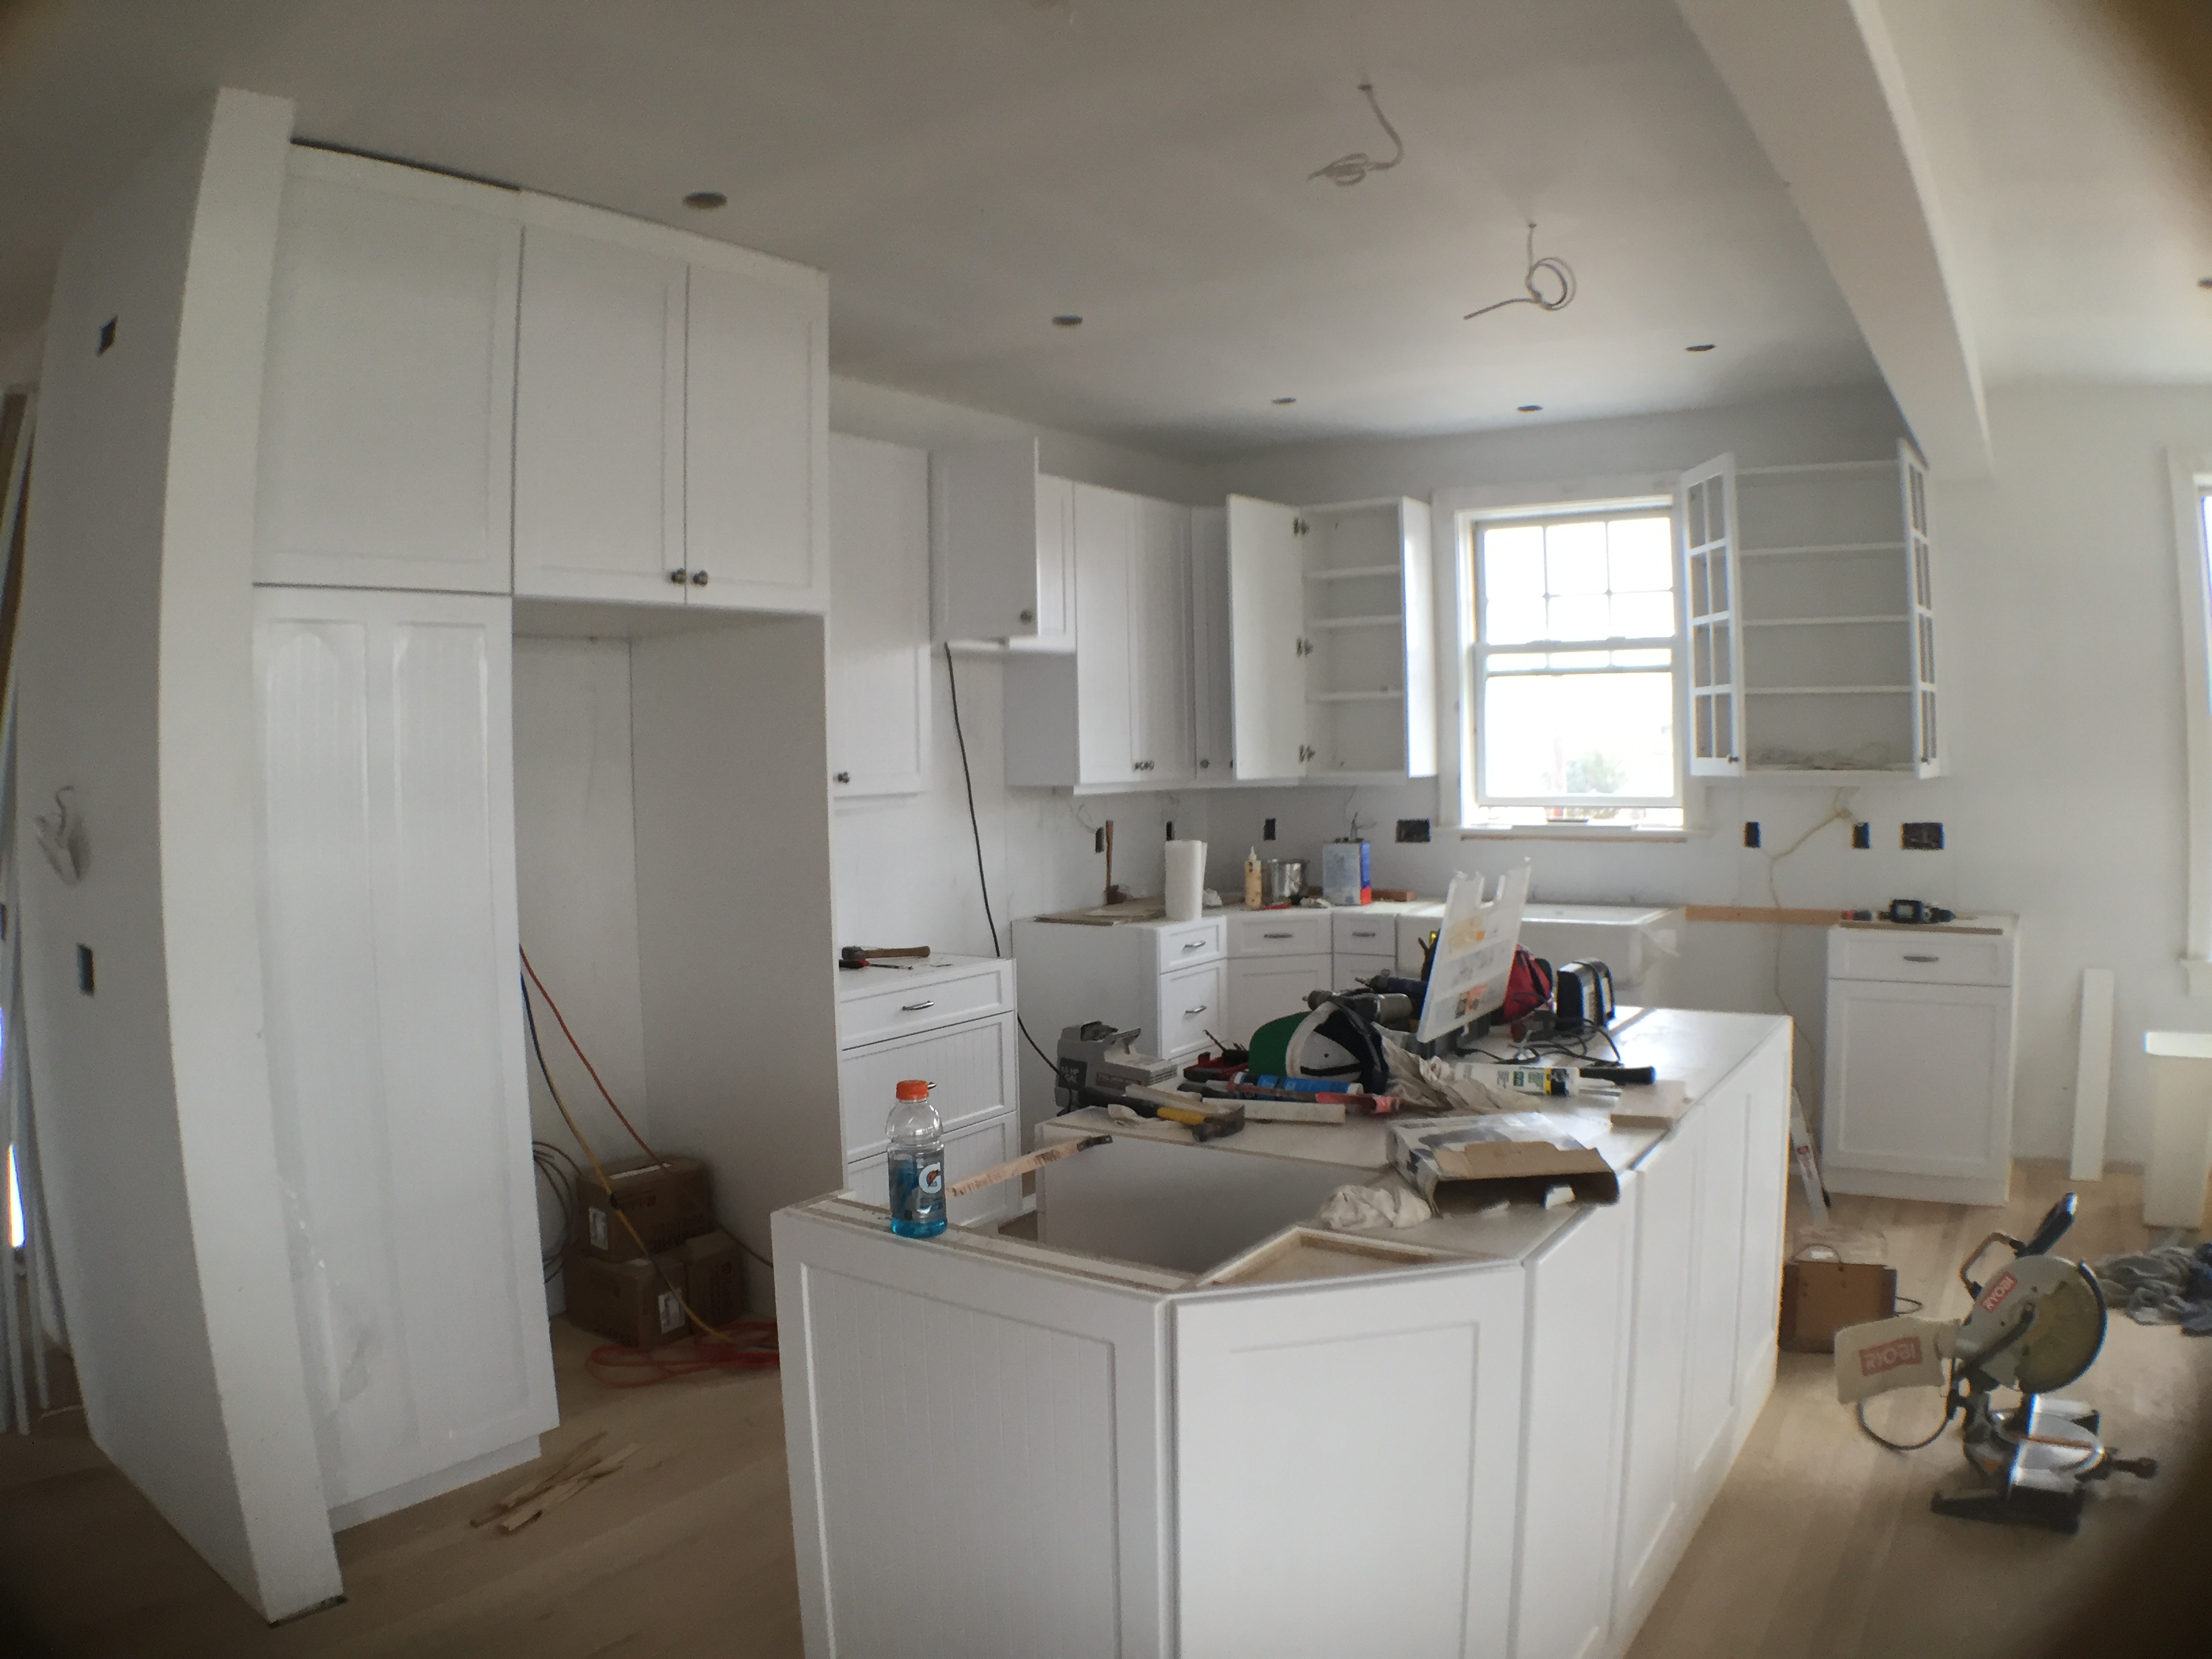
[1307,689,1406,703]
[1745,684,1912,696]
[1738,541,1904,560]
[1309,613,1404,630]
[1741,615,1909,629]
[1305,565,1399,581]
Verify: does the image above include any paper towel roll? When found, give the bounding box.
[1164,839,1206,922]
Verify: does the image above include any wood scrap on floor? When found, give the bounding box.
[468,1431,634,1532]
[495,1445,639,1533]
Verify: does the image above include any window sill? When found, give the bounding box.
[1458,826,1689,844]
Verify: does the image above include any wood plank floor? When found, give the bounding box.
[2,1161,2206,1657]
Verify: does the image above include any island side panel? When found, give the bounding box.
[773,1205,1172,1659]
[1172,1263,1528,1659]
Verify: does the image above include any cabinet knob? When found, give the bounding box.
[1200,758,1210,769]
[1019,608,1036,623]
[691,569,710,587]
[669,569,689,585]
[834,771,851,784]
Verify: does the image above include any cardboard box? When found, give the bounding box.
[562,1250,691,1348]
[1780,1258,1898,1353]
[577,1155,714,1261]
[679,1230,745,1328]
[1389,1113,1621,1208]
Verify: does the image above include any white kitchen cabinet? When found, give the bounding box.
[1130,495,1194,782]
[510,194,829,613]
[255,146,520,593]
[1225,955,1332,1047]
[1189,506,1234,777]
[1683,1078,1750,1506]
[1822,922,2018,1205]
[928,439,1076,651]
[1680,454,1743,777]
[1210,494,1437,781]
[1074,482,1136,784]
[253,585,555,1521]
[827,434,930,796]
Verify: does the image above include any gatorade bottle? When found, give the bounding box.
[885,1079,947,1238]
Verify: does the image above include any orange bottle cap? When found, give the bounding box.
[895,1079,931,1101]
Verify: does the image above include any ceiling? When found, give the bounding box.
[0,1,2200,462]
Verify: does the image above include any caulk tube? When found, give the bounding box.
[1494,1065,1575,1097]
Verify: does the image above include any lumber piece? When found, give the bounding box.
[496,1444,639,1534]
[470,1430,607,1527]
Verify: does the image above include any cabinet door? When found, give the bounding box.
[684,260,827,610]
[930,438,1041,644]
[1736,1038,1792,1405]
[1824,979,2011,1181]
[1683,1080,1748,1503]
[1073,484,1138,785]
[255,148,519,593]
[1189,506,1234,778]
[513,220,686,603]
[1900,439,1942,777]
[1614,1110,1702,1633]
[1225,495,1309,778]
[827,434,930,797]
[1129,497,1193,782]
[1225,954,1333,1046]
[1679,454,1743,776]
[1028,472,1077,652]
[254,586,553,1509]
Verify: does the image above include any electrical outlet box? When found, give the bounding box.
[1851,822,1871,849]
[1902,821,1944,851]
[1744,821,1761,848]
[1093,827,1104,853]
[1263,818,1277,841]
[1397,818,1431,843]
[76,945,94,996]
[1165,821,1174,840]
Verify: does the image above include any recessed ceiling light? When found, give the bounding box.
[1687,342,1717,352]
[1273,396,1297,405]
[1052,314,1084,327]
[1517,403,1542,413]
[2200,278,2212,289]
[682,190,727,211]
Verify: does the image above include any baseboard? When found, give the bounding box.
[327,1435,541,1532]
[1823,1164,2011,1206]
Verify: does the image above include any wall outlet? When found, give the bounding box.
[1263,818,1277,841]
[1743,821,1761,848]
[1902,821,1944,851]
[76,944,94,996]
[1094,827,1104,853]
[1396,818,1431,843]
[1851,822,1871,849]
[98,316,115,355]
[1165,820,1174,840]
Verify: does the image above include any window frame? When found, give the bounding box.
[1452,492,1686,825]
[2169,450,2212,996]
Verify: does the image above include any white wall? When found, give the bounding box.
[16,90,343,1618]
[1193,381,2212,1167]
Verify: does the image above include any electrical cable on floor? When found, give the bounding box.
[1309,81,1404,186]
[943,644,1060,1076]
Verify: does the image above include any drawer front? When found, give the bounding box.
[1335,949,1395,985]
[839,960,1011,1046]
[1829,928,2013,987]
[1332,911,1393,954]
[843,1108,1022,1229]
[838,1015,1014,1160]
[1154,960,1228,1057]
[1230,909,1332,958]
[1155,917,1226,968]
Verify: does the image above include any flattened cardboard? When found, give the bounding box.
[1391,1113,1621,1206]
[1781,1258,1897,1353]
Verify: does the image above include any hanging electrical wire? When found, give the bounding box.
[1309,81,1404,186]
[1464,222,1578,321]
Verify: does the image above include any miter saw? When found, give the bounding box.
[1835,1193,2156,1534]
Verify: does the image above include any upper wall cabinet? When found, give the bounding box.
[255,147,521,593]
[930,439,1076,651]
[1710,440,1943,779]
[828,434,931,797]
[1205,495,1437,781]
[514,194,829,613]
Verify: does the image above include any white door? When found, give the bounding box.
[684,260,827,610]
[1189,506,1235,778]
[827,435,930,797]
[1679,454,1743,777]
[512,218,686,604]
[1073,483,1137,785]
[1824,979,2011,1181]
[1225,955,1333,1046]
[1614,1109,1703,1633]
[255,148,519,593]
[1129,497,1193,783]
[1517,1200,1637,1659]
[253,586,554,1511]
[1225,495,1309,778]
[1176,1265,1526,1659]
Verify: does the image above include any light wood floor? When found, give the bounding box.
[2,1162,2205,1658]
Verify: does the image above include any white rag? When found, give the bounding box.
[1315,1181,1433,1231]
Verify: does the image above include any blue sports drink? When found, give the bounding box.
[885,1078,946,1238]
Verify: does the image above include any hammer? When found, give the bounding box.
[838,945,931,970]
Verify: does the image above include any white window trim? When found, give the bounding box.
[2169,449,2212,996]
[1433,474,1686,833]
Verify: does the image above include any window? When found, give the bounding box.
[1464,504,1683,829]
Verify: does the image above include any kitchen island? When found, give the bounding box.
[773,1006,1791,1659]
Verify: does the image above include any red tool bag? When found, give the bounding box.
[1499,947,1555,1025]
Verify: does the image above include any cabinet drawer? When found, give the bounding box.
[1229,910,1332,958]
[1335,950,1395,985]
[1829,928,2013,987]
[844,1108,1022,1229]
[838,1015,1014,1159]
[838,960,1010,1046]
[1155,960,1227,1058]
[1332,912,1393,954]
[1153,918,1225,968]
